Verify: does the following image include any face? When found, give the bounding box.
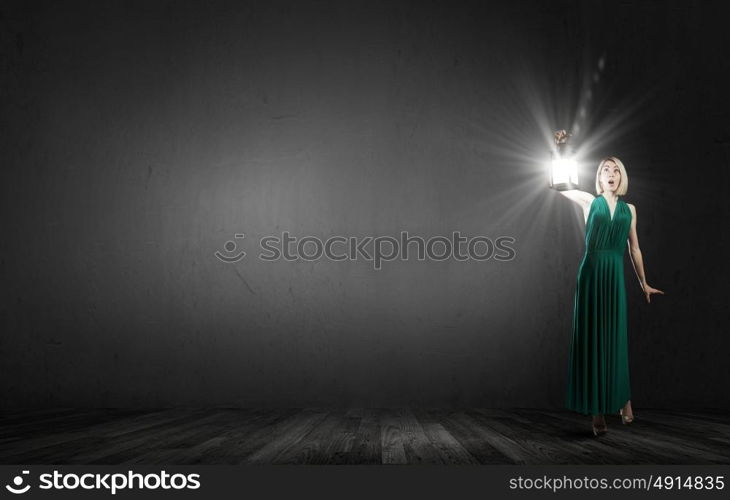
[599,160,620,193]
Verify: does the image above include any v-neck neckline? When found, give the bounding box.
[600,194,620,222]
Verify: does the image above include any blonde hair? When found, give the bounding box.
[595,156,628,195]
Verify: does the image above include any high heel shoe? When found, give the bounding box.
[619,408,634,425]
[592,424,608,436]
[592,417,608,436]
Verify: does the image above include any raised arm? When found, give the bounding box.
[557,189,595,223]
[549,130,595,222]
[626,203,665,303]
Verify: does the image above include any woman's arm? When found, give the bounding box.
[557,189,595,223]
[627,203,665,303]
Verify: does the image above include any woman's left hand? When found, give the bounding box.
[643,284,665,303]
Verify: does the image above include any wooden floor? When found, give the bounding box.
[0,408,728,465]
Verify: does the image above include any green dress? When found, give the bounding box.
[566,195,632,415]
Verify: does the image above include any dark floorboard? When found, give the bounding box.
[0,408,728,465]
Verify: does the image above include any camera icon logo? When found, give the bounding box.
[5,470,31,494]
[214,233,247,263]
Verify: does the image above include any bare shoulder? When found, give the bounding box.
[627,202,636,218]
[557,189,595,211]
[580,191,597,202]
[576,191,596,210]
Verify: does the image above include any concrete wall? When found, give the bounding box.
[1,0,728,408]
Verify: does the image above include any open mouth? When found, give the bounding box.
[608,180,615,186]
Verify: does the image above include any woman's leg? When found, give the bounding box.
[591,414,607,435]
[592,414,607,427]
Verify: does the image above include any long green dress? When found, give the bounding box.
[566,194,632,415]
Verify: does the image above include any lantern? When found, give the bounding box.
[549,130,579,191]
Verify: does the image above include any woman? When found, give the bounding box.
[553,139,664,436]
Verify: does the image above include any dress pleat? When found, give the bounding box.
[566,195,632,415]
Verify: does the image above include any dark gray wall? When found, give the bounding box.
[1,0,728,408]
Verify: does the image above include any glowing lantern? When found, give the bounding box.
[549,129,579,191]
